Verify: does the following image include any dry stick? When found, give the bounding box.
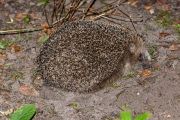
[60,0,81,25]
[56,0,66,27]
[81,0,96,20]
[92,9,116,20]
[0,27,44,35]
[51,0,57,24]
[116,5,137,33]
[44,2,50,27]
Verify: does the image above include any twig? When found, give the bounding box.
[82,0,96,20]
[117,5,137,33]
[0,27,49,35]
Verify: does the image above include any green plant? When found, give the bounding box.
[38,36,49,44]
[111,83,120,88]
[10,71,23,80]
[124,72,135,79]
[0,38,14,49]
[148,45,158,59]
[120,110,151,120]
[10,104,36,120]
[37,0,49,6]
[0,34,21,49]
[172,24,180,39]
[156,11,172,27]
[24,17,30,23]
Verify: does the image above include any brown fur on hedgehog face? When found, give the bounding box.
[123,35,151,75]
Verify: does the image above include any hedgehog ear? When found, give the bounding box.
[129,43,136,53]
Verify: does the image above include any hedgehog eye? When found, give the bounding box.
[138,53,144,61]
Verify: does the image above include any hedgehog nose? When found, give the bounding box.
[138,53,144,61]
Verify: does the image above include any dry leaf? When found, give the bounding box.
[43,28,52,35]
[90,15,95,20]
[149,8,155,14]
[123,0,131,4]
[144,5,153,10]
[169,44,180,51]
[159,32,170,37]
[0,56,5,65]
[168,56,175,60]
[157,0,168,5]
[0,8,2,11]
[162,4,171,11]
[0,109,13,116]
[38,31,44,37]
[16,12,22,19]
[141,70,151,76]
[0,50,6,55]
[30,12,41,20]
[19,85,39,96]
[4,13,8,18]
[41,22,48,27]
[131,0,139,7]
[11,44,21,53]
[0,0,4,3]
[154,65,160,69]
[38,99,44,104]
[0,79,4,84]
[173,20,180,24]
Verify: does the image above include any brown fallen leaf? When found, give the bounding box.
[144,5,153,10]
[41,22,48,27]
[4,13,8,18]
[169,44,180,51]
[154,65,160,69]
[123,0,131,4]
[173,20,180,24]
[0,56,5,65]
[0,79,4,84]
[16,12,22,19]
[30,12,41,20]
[157,0,168,5]
[38,99,44,104]
[19,85,39,96]
[141,70,151,76]
[1,50,7,58]
[11,44,21,53]
[131,0,139,7]
[161,4,171,11]
[159,32,170,37]
[38,31,44,37]
[43,28,52,35]
[0,0,4,3]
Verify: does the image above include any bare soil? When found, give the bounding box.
[0,0,180,120]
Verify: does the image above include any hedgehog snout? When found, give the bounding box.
[138,50,152,69]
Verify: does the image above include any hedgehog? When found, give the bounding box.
[36,21,151,93]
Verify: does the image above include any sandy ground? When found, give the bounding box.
[0,0,180,120]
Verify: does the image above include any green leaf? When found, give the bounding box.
[0,42,5,49]
[135,113,151,120]
[39,36,49,44]
[10,104,36,120]
[26,35,33,38]
[4,63,13,66]
[121,104,126,110]
[73,103,77,108]
[37,1,46,6]
[120,110,132,120]
[24,17,30,23]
